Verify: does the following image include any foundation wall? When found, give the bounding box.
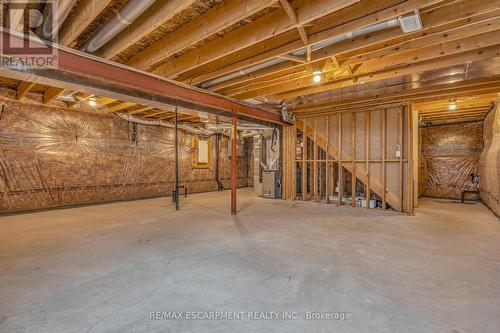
[419,121,483,200]
[479,104,500,215]
[0,98,250,214]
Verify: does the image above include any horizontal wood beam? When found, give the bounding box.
[293,78,500,115]
[415,97,495,109]
[419,105,492,113]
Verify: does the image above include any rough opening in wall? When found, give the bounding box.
[413,95,498,216]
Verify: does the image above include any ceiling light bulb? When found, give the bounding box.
[313,74,321,83]
[448,104,457,111]
[89,100,97,107]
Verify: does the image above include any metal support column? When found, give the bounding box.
[174,107,180,211]
[231,115,238,215]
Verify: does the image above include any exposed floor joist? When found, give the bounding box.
[2,0,500,124]
[58,0,113,47]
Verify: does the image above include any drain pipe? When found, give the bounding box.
[82,0,156,53]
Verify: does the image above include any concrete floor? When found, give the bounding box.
[1,189,499,333]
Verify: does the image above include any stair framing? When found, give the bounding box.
[295,111,406,212]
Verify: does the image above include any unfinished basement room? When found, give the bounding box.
[1,0,500,332]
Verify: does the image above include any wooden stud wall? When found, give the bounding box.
[288,105,414,213]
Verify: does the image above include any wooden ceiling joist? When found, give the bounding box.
[186,0,445,86]
[211,5,500,94]
[152,0,362,78]
[95,97,116,108]
[128,106,154,115]
[59,0,113,47]
[143,110,171,118]
[98,0,197,59]
[4,0,500,120]
[269,43,500,101]
[342,13,500,66]
[43,87,66,104]
[68,93,93,108]
[126,0,276,70]
[16,81,35,100]
[106,102,136,113]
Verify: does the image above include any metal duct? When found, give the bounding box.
[200,58,285,88]
[38,0,78,40]
[83,0,156,53]
[115,112,217,137]
[115,113,272,138]
[199,19,400,89]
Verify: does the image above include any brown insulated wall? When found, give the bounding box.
[419,121,483,200]
[479,104,500,216]
[0,98,250,214]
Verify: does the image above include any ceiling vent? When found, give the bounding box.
[399,10,423,33]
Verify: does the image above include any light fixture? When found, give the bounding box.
[88,99,97,107]
[448,99,457,111]
[313,70,322,83]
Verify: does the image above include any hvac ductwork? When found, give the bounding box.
[39,0,78,40]
[115,113,273,138]
[83,0,156,53]
[115,112,218,137]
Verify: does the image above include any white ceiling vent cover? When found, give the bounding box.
[399,10,423,33]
